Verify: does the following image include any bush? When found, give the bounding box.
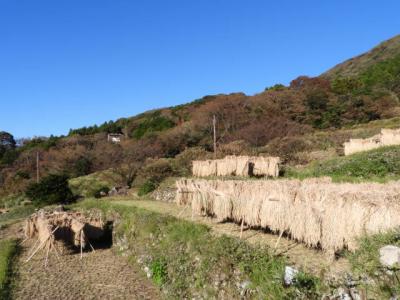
[25,174,74,206]
[172,147,210,176]
[139,159,174,184]
[138,180,157,196]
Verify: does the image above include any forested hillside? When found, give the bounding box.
[1,34,400,199]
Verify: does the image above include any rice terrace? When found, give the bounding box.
[2,2,400,299]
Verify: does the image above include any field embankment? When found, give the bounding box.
[76,199,326,299]
[286,145,400,182]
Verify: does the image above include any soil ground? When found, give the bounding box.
[2,223,160,300]
[112,197,350,278]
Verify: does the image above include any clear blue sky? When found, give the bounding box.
[1,0,400,138]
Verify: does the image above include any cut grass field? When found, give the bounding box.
[285,145,400,182]
[0,239,18,299]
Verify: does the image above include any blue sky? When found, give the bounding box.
[1,0,400,138]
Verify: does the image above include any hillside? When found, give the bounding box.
[1,34,400,199]
[323,34,400,78]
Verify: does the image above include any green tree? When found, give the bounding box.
[25,174,74,206]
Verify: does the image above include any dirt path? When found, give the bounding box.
[112,197,350,278]
[4,225,160,300]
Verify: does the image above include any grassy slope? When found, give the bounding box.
[322,34,400,79]
[69,170,123,198]
[0,239,18,299]
[286,145,400,183]
[0,205,35,228]
[74,199,324,299]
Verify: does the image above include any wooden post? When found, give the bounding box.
[213,115,217,159]
[36,151,40,183]
[274,230,284,250]
[240,218,244,239]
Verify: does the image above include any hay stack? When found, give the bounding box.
[176,178,400,253]
[24,209,105,262]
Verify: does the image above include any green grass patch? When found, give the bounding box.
[137,180,157,196]
[285,145,400,182]
[0,205,35,228]
[69,170,122,198]
[0,239,18,299]
[74,199,325,299]
[0,194,29,209]
[348,230,400,299]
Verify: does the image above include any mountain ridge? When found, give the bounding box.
[322,34,400,79]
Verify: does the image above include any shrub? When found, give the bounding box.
[139,159,174,184]
[331,76,362,94]
[25,174,74,206]
[172,147,210,176]
[138,180,157,196]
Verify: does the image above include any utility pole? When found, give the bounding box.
[36,151,40,183]
[213,115,217,159]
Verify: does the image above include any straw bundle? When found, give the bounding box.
[176,178,400,253]
[24,210,105,262]
[192,156,280,178]
[251,156,281,178]
[192,160,217,177]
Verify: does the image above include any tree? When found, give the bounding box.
[25,174,74,206]
[0,131,17,165]
[113,141,145,188]
[0,131,16,157]
[0,131,16,149]
[72,156,92,177]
